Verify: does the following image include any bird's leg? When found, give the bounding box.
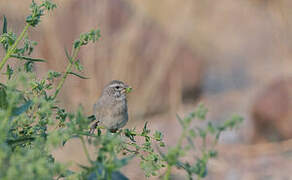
[89,120,100,134]
[109,128,118,133]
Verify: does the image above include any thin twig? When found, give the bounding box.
[52,46,80,99]
[80,136,92,163]
[0,24,30,71]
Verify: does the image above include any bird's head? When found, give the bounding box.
[102,80,132,100]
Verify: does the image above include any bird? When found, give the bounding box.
[90,80,132,133]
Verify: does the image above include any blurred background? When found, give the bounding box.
[1,0,292,179]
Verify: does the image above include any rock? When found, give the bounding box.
[252,77,292,142]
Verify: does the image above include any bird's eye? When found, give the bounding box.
[115,86,121,90]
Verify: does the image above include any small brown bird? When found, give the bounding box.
[90,80,132,133]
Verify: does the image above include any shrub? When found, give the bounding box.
[0,1,242,179]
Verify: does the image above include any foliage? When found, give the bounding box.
[0,1,243,180]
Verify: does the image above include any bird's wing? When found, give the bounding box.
[93,98,110,122]
[89,101,103,134]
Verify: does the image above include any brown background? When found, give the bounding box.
[1,0,292,179]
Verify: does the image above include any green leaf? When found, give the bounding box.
[176,113,185,128]
[68,72,89,79]
[62,136,71,146]
[221,115,243,131]
[197,128,206,139]
[189,129,196,137]
[97,128,101,136]
[208,150,218,158]
[125,87,132,94]
[64,47,73,63]
[111,171,129,180]
[2,15,7,34]
[142,122,150,136]
[47,71,61,80]
[5,64,13,80]
[42,0,57,11]
[24,61,34,72]
[187,137,195,149]
[58,170,75,178]
[78,164,90,171]
[159,141,165,147]
[215,131,221,141]
[154,131,163,141]
[117,155,135,167]
[124,128,137,142]
[12,100,32,117]
[0,86,7,109]
[10,54,46,62]
[196,104,208,120]
[74,59,83,71]
[87,115,96,122]
[207,122,215,134]
[73,40,80,49]
[73,29,101,49]
[6,136,35,146]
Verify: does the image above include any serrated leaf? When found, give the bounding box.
[6,136,35,146]
[12,100,32,117]
[68,71,89,79]
[2,15,7,34]
[10,54,46,62]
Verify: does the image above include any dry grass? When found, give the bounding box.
[0,0,204,119]
[2,0,292,179]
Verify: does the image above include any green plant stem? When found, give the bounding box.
[0,24,30,71]
[163,165,172,180]
[0,94,15,142]
[52,46,80,99]
[2,103,12,132]
[80,136,91,163]
[163,126,188,180]
[177,129,187,149]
